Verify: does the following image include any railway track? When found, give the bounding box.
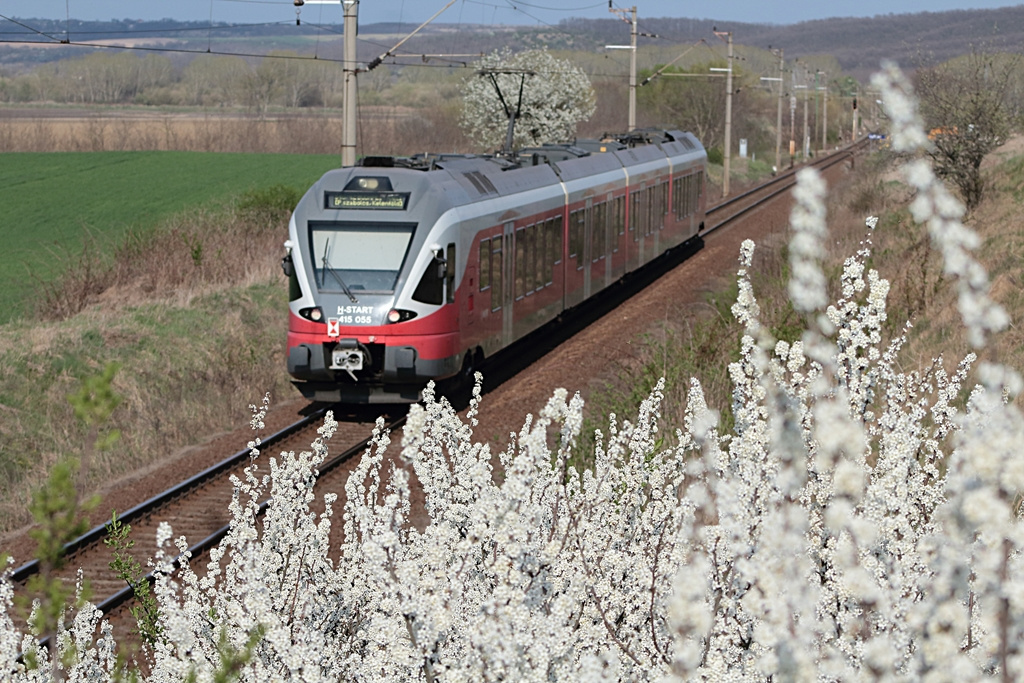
[8,138,870,647]
[10,406,406,644]
[705,140,866,235]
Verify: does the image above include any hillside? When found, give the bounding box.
[2,6,1023,78]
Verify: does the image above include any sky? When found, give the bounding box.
[6,0,1023,28]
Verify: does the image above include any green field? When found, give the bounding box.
[0,151,339,323]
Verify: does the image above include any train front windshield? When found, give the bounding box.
[309,222,415,294]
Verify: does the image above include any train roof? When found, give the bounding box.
[346,129,705,202]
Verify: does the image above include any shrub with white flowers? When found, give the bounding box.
[3,63,1023,681]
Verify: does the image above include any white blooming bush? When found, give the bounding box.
[3,63,1024,681]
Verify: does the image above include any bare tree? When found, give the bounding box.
[914,50,1021,210]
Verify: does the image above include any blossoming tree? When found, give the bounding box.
[459,48,596,151]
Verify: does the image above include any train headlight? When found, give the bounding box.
[299,306,325,323]
[386,309,417,323]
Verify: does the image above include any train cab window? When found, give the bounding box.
[411,242,455,306]
[446,243,456,305]
[412,255,444,305]
[479,239,491,291]
[310,221,414,294]
[491,238,503,311]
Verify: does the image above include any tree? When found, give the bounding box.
[460,48,596,151]
[637,61,729,150]
[913,50,1020,210]
[182,55,250,107]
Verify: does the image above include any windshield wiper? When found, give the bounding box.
[320,238,359,303]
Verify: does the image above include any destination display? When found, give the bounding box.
[325,191,410,210]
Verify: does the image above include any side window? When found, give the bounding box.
[629,190,640,241]
[491,238,503,311]
[548,216,562,285]
[593,202,607,261]
[515,227,526,300]
[673,176,682,219]
[569,209,584,261]
[536,224,544,294]
[658,182,667,230]
[682,175,691,217]
[479,238,490,291]
[445,243,456,304]
[613,196,624,254]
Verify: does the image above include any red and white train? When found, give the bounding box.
[282,128,707,402]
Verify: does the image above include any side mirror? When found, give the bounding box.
[281,253,294,277]
[432,248,447,279]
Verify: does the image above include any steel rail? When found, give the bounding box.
[11,405,332,585]
[704,140,868,235]
[94,414,406,618]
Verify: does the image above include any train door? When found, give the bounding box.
[502,222,515,347]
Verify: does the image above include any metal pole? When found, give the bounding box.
[813,70,819,155]
[821,75,827,151]
[341,0,358,167]
[852,88,859,141]
[714,30,733,198]
[629,6,637,131]
[774,48,783,174]
[802,74,809,158]
[789,70,796,167]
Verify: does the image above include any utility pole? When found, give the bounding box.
[341,0,358,166]
[773,48,783,174]
[852,88,859,141]
[821,74,828,151]
[713,28,733,197]
[295,0,360,165]
[608,4,638,131]
[802,72,809,159]
[813,71,818,154]
[789,62,797,167]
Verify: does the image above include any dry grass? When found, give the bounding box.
[0,105,471,155]
[0,192,298,535]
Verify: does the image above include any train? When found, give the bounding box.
[281,128,708,403]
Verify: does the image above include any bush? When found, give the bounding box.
[3,64,1023,681]
[706,146,724,165]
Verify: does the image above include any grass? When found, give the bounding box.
[0,151,339,323]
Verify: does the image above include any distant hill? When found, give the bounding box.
[2,6,1022,79]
